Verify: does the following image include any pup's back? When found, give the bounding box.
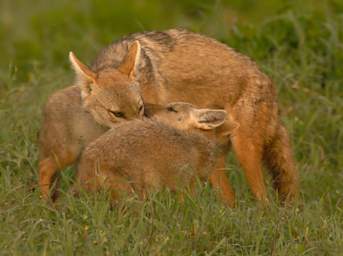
[76,120,216,197]
[39,86,105,160]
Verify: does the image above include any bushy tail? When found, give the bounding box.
[263,124,299,202]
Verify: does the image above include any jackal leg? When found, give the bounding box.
[39,157,58,201]
[263,124,299,203]
[39,151,77,201]
[210,154,235,207]
[231,132,268,203]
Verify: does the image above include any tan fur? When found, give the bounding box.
[74,103,236,205]
[38,86,108,200]
[84,29,299,203]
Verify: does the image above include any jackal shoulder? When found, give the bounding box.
[92,28,265,86]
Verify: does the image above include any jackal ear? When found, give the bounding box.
[118,41,141,80]
[69,52,96,83]
[191,109,228,130]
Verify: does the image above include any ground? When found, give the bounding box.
[0,0,342,255]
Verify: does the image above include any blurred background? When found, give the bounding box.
[1,0,343,75]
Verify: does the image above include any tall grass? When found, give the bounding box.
[0,0,342,255]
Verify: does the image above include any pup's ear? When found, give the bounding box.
[69,52,97,99]
[118,41,141,80]
[191,109,227,130]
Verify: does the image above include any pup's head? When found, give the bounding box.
[145,102,239,135]
[69,41,144,128]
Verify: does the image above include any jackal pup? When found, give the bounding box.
[73,102,238,203]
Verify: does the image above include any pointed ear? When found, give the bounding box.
[191,109,228,130]
[69,52,96,83]
[118,41,141,80]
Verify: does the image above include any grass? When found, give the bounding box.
[0,0,342,255]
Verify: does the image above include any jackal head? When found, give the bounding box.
[145,102,239,134]
[69,42,144,128]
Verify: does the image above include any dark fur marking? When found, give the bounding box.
[114,31,176,52]
[140,48,155,82]
[143,31,175,50]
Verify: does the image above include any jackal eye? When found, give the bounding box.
[167,106,178,113]
[109,110,125,118]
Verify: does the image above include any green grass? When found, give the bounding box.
[0,0,342,255]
